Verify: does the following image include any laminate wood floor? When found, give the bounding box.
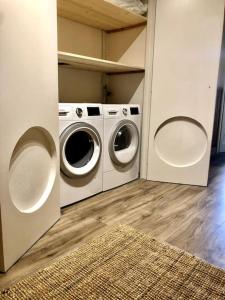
[1,154,225,288]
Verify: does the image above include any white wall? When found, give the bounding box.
[58,17,104,103]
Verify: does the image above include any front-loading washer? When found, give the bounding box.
[103,104,141,191]
[59,103,103,207]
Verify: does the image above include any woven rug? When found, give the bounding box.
[1,225,225,300]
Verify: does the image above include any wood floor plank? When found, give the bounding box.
[1,154,225,288]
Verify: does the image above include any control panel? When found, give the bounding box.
[108,110,118,116]
[130,107,139,115]
[87,107,100,116]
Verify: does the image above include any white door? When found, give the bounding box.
[0,1,60,271]
[147,0,225,186]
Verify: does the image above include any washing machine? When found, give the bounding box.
[59,103,103,207]
[103,104,141,191]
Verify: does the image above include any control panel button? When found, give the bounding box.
[76,108,83,118]
[123,108,128,116]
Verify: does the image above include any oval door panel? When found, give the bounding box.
[109,120,139,166]
[60,123,101,177]
[154,117,208,168]
[9,127,57,214]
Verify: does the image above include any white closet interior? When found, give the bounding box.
[57,0,148,106]
[57,0,224,187]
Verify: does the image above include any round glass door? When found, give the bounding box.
[109,120,139,166]
[60,123,101,177]
[65,131,94,168]
[114,126,132,152]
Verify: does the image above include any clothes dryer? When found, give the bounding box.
[103,104,141,191]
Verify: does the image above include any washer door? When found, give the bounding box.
[60,123,101,177]
[109,120,139,166]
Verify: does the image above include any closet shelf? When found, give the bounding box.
[57,0,147,31]
[58,51,145,74]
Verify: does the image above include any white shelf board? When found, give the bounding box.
[58,51,145,74]
[57,0,147,31]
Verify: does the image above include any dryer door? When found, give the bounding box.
[109,120,139,166]
[60,123,101,177]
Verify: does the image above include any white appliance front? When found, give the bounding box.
[103,105,141,191]
[59,104,103,207]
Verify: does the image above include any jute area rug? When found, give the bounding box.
[1,225,225,299]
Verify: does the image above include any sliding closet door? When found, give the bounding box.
[147,0,225,186]
[0,1,60,271]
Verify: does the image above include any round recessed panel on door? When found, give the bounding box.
[154,117,208,167]
[9,127,57,214]
[110,120,139,166]
[60,123,101,177]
